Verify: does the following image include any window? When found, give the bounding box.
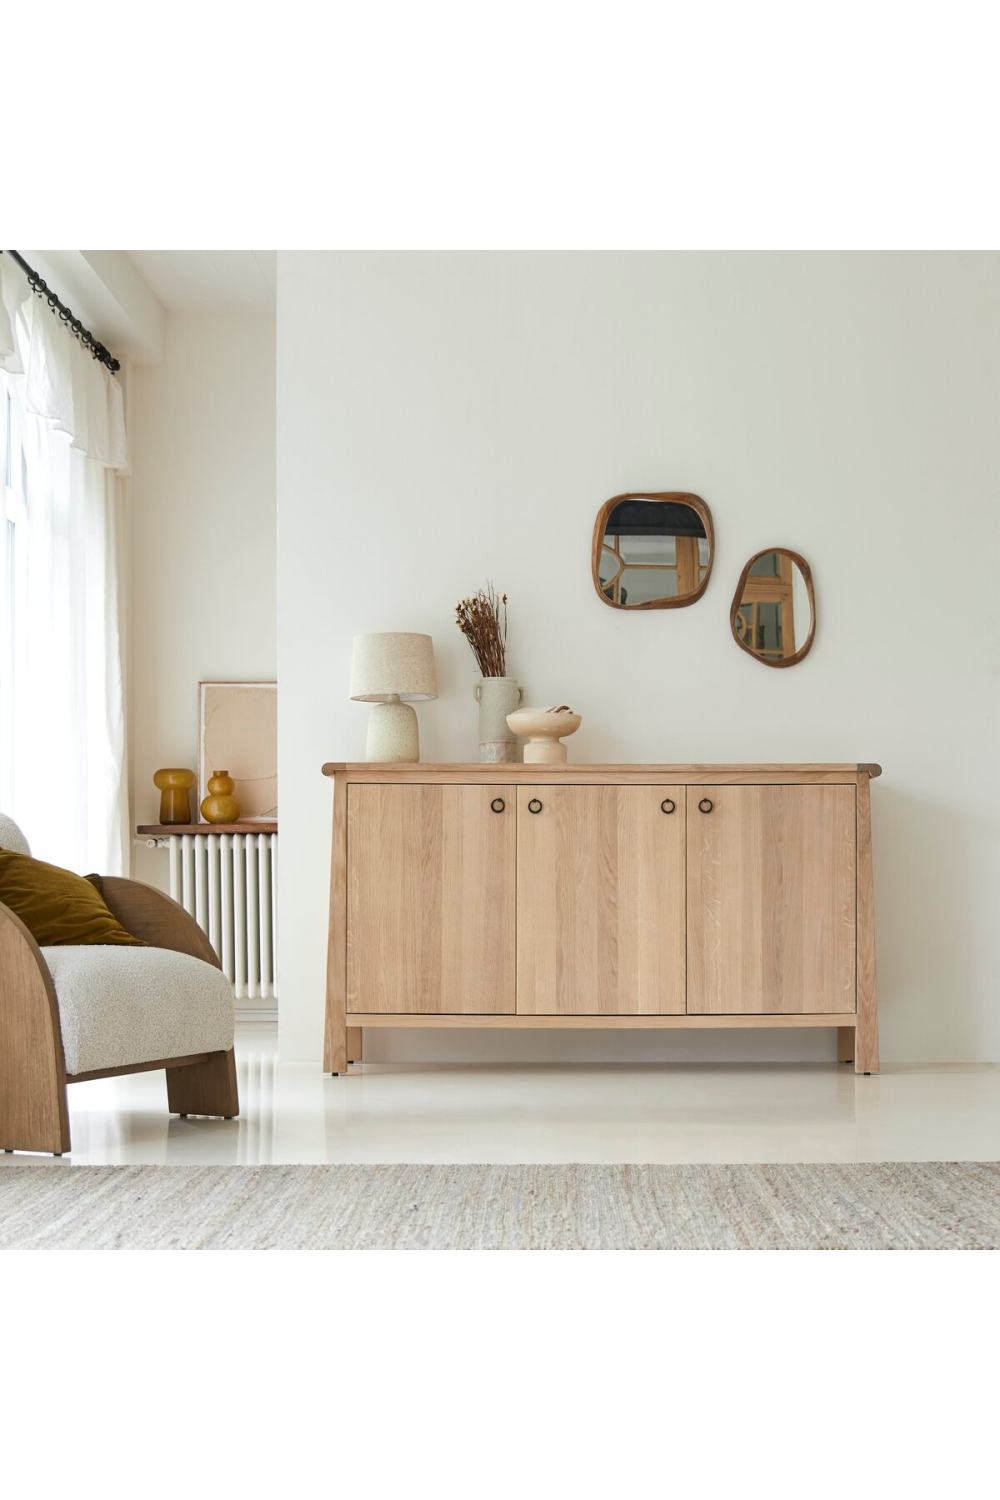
[0,375,29,811]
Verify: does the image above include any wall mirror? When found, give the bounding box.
[730,548,815,667]
[592,492,714,610]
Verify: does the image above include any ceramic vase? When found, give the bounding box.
[475,677,522,763]
[200,770,242,824]
[506,705,582,764]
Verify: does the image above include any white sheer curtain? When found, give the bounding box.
[0,255,130,875]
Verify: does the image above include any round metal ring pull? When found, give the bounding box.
[660,798,676,815]
[528,798,543,814]
[490,798,505,813]
[698,798,714,813]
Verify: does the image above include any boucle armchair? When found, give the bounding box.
[0,814,238,1156]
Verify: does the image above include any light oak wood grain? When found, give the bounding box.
[324,762,881,783]
[687,785,857,1015]
[855,771,880,1074]
[322,764,881,1072]
[346,784,516,1015]
[323,771,349,1073]
[516,786,685,1015]
[0,902,70,1154]
[347,1013,858,1029]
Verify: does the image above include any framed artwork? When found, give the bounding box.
[198,681,277,821]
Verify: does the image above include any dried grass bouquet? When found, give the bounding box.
[455,583,508,678]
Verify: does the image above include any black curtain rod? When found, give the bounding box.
[1,250,121,374]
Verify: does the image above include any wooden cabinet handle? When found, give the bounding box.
[528,798,543,814]
[490,798,505,813]
[698,798,714,813]
[660,798,676,814]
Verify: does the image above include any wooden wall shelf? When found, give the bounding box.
[137,823,278,836]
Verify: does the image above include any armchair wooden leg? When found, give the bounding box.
[0,920,72,1154]
[166,1048,239,1118]
[0,1069,70,1155]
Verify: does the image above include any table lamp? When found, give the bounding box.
[350,632,438,762]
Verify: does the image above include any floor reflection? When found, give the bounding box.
[3,1024,999,1166]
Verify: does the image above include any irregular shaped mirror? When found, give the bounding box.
[731,548,815,667]
[592,492,714,610]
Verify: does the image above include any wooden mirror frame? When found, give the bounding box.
[730,547,816,668]
[591,492,715,611]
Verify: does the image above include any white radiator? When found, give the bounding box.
[150,832,278,1006]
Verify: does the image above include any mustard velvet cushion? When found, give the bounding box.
[0,849,145,947]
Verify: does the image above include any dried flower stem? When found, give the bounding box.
[455,583,508,678]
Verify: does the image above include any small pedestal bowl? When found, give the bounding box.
[506,705,582,765]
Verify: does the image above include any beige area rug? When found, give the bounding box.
[1,1162,997,1250]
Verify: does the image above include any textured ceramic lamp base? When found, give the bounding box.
[367,697,419,762]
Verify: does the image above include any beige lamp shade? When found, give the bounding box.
[350,633,438,703]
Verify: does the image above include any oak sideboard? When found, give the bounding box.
[321,763,880,1075]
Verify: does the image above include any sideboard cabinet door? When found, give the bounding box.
[516,785,686,1014]
[347,784,516,1013]
[687,785,856,1014]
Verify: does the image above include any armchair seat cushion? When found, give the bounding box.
[41,945,235,1077]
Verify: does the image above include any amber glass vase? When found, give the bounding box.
[200,770,241,824]
[153,768,196,825]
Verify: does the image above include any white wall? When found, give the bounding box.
[130,311,276,890]
[277,252,1000,1068]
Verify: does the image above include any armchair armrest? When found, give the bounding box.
[92,876,221,968]
[0,900,70,1152]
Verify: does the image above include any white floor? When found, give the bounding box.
[4,1022,1000,1166]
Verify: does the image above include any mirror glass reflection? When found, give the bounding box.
[731,549,815,666]
[594,494,713,609]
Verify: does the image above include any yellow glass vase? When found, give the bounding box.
[200,770,241,824]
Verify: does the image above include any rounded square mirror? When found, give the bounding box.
[730,548,816,667]
[592,492,714,610]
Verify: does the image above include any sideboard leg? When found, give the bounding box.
[837,1027,854,1064]
[325,1022,347,1074]
[323,770,349,1076]
[854,772,880,1075]
[347,1027,363,1064]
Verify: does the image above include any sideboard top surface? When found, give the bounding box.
[322,762,881,783]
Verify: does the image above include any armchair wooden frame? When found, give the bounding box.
[0,877,239,1156]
